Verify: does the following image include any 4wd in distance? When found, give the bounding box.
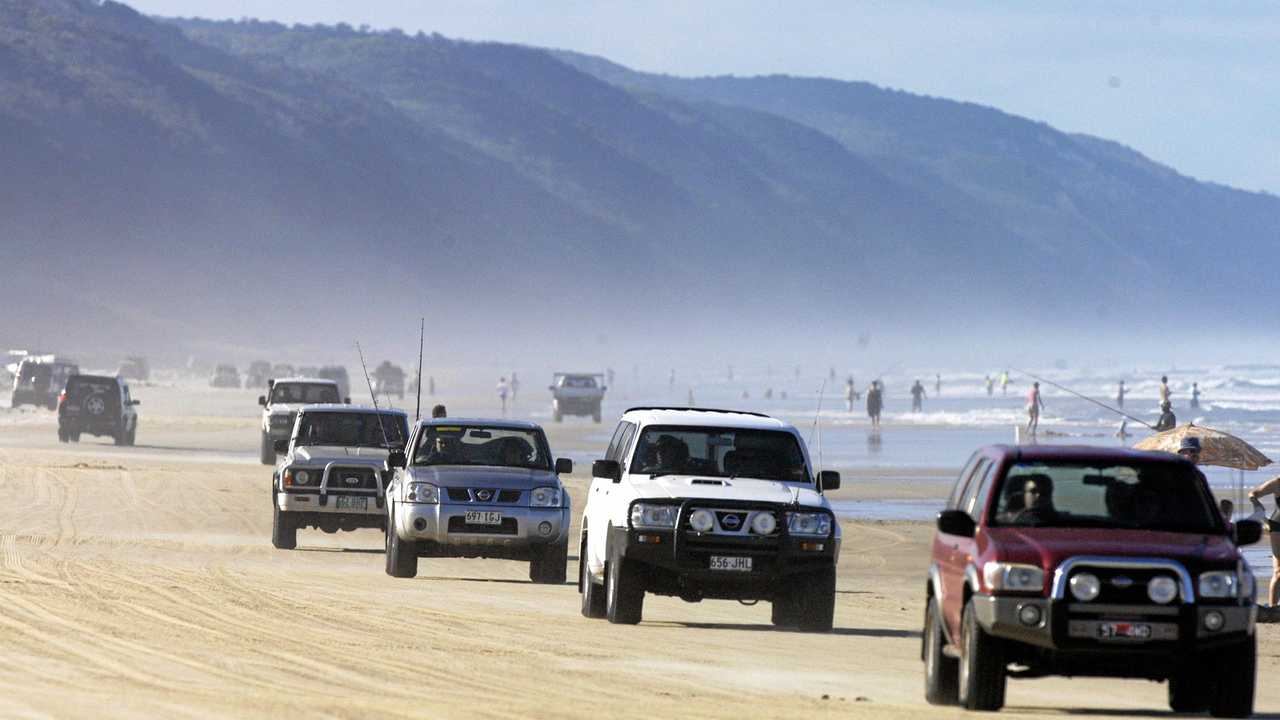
[924,445,1259,716]
[57,374,140,445]
[579,407,841,629]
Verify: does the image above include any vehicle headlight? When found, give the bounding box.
[405,482,439,504]
[786,511,832,537]
[689,509,715,532]
[630,503,676,529]
[294,470,311,486]
[751,511,777,535]
[983,562,1045,593]
[1148,576,1179,604]
[1069,572,1101,601]
[530,487,561,508]
[1198,570,1242,599]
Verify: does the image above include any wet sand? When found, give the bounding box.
[0,383,1275,718]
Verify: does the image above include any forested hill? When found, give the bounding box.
[2,0,1276,358]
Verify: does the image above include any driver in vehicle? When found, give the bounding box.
[1000,474,1058,524]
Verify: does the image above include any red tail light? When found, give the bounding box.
[57,391,67,408]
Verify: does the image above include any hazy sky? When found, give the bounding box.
[129,1,1279,195]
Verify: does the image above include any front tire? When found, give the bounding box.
[529,540,568,584]
[579,534,606,618]
[797,566,836,632]
[771,589,801,627]
[605,554,644,625]
[260,431,276,465]
[924,595,960,705]
[1209,635,1255,718]
[271,504,297,550]
[57,428,68,443]
[384,505,418,578]
[69,432,80,443]
[958,600,1006,711]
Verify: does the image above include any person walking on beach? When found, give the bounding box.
[1247,476,1280,607]
[1158,375,1171,407]
[1190,382,1201,409]
[1000,370,1010,396]
[1116,380,1126,409]
[1025,382,1044,436]
[1155,400,1177,431]
[866,381,883,430]
[844,375,858,412]
[510,372,520,403]
[496,376,510,416]
[985,375,994,397]
[910,379,927,413]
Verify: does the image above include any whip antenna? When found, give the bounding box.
[1011,366,1155,430]
[355,341,392,449]
[809,379,827,487]
[414,317,424,422]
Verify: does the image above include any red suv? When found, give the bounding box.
[923,445,1261,716]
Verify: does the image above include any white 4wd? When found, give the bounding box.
[579,407,842,629]
[258,378,347,464]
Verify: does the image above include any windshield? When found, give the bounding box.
[412,425,550,470]
[991,462,1222,533]
[270,382,339,404]
[296,412,407,448]
[629,426,809,483]
[66,377,118,399]
[561,376,597,388]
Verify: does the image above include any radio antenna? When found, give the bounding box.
[414,318,424,422]
[355,341,392,449]
[809,379,827,488]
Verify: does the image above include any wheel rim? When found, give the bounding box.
[606,562,615,608]
[959,612,970,693]
[926,608,937,679]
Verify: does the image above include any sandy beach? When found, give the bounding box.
[0,383,1275,718]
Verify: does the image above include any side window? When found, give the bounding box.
[604,422,628,460]
[965,461,999,520]
[960,459,991,518]
[946,453,982,510]
[613,423,638,467]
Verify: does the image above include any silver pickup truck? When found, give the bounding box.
[271,405,409,550]
[383,419,573,584]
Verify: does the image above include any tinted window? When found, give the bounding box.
[270,382,339,404]
[628,425,808,483]
[966,461,999,520]
[614,423,637,464]
[297,412,407,448]
[959,459,991,518]
[605,422,629,460]
[947,453,983,510]
[412,425,550,470]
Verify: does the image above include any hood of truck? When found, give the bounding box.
[985,526,1240,570]
[406,465,561,489]
[289,446,390,466]
[630,474,829,509]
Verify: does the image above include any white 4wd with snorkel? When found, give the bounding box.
[258,378,348,465]
[578,407,842,629]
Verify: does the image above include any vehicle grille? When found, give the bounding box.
[445,488,522,503]
[1066,566,1182,605]
[325,467,378,491]
[681,506,781,537]
[447,517,519,535]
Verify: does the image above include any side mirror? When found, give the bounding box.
[937,509,976,538]
[592,459,621,483]
[344,397,351,405]
[555,457,573,474]
[258,395,267,407]
[387,450,407,469]
[818,470,841,491]
[1234,519,1263,546]
[273,439,290,454]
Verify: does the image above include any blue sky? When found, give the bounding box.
[128,0,1280,195]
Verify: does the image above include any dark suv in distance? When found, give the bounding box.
[57,374,140,445]
[923,445,1260,717]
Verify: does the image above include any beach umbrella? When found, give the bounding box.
[1133,423,1272,471]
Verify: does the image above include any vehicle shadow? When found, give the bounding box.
[1014,708,1279,719]
[415,576,576,587]
[296,547,383,555]
[653,621,919,638]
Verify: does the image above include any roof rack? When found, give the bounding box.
[623,406,771,419]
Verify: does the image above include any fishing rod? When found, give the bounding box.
[414,318,424,423]
[1011,366,1155,430]
[355,341,393,450]
[806,379,827,490]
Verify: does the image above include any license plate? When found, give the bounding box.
[1098,622,1151,640]
[464,511,502,525]
[335,496,368,511]
[709,555,752,572]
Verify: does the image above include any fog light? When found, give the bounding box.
[689,509,714,533]
[1018,604,1042,627]
[412,518,427,532]
[1147,576,1178,605]
[538,521,553,536]
[799,541,824,552]
[1070,573,1101,602]
[1204,610,1225,632]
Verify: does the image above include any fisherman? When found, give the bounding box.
[935,373,941,396]
[985,375,994,397]
[1190,382,1201,409]
[510,373,520,402]
[1025,381,1044,436]
[1000,370,1010,396]
[1158,375,1171,407]
[428,376,435,395]
[1247,476,1280,607]
[1155,400,1176,431]
[431,404,447,418]
[1115,420,1129,439]
[606,368,615,386]
[668,369,676,393]
[1116,380,1126,408]
[866,380,883,429]
[844,375,857,412]
[910,379,927,412]
[497,376,510,416]
[764,388,773,400]
[686,388,695,407]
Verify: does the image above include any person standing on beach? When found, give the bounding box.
[1158,375,1171,407]
[866,381,883,429]
[1155,400,1177,431]
[910,379,927,412]
[1190,382,1201,409]
[1247,476,1280,607]
[1116,380,1126,409]
[985,375,994,397]
[496,376,510,416]
[844,376,858,412]
[1000,370,1010,396]
[935,374,941,396]
[1025,382,1044,436]
[510,373,520,403]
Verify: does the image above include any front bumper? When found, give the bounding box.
[277,490,383,516]
[395,502,570,554]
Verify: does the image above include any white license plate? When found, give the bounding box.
[709,555,752,572]
[335,496,368,511]
[1098,622,1151,640]
[464,511,503,525]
